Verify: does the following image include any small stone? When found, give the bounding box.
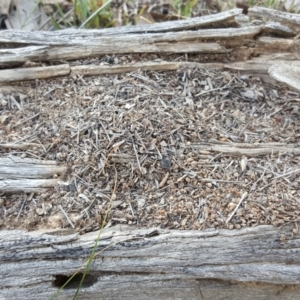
[36,208,44,216]
[111,200,122,209]
[137,198,146,210]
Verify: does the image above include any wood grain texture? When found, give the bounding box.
[0,26,262,67]
[190,142,300,156]
[0,155,67,193]
[249,7,300,27]
[0,26,262,46]
[1,225,300,299]
[0,9,242,43]
[0,59,289,83]
[0,64,70,82]
[71,61,180,76]
[269,62,300,93]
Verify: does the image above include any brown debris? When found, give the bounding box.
[0,64,300,233]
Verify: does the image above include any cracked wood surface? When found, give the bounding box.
[0,155,67,193]
[0,9,242,43]
[1,225,300,299]
[0,26,263,66]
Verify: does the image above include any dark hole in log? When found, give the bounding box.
[52,273,97,289]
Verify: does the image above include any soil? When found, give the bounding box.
[1,53,300,234]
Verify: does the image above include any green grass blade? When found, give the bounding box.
[72,174,117,299]
[50,170,117,300]
[50,16,61,30]
[79,0,113,29]
[55,3,68,28]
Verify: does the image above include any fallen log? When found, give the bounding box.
[0,9,242,42]
[0,26,263,66]
[1,224,300,299]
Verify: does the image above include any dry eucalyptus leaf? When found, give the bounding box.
[0,0,11,15]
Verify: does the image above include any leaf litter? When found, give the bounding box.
[1,62,300,233]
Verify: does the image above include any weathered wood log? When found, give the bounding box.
[108,142,300,167]
[0,25,262,46]
[0,155,67,193]
[0,178,64,193]
[0,9,243,41]
[71,61,179,76]
[0,64,70,82]
[190,142,300,157]
[0,40,229,67]
[263,21,296,36]
[254,37,300,54]
[249,6,300,28]
[0,59,295,83]
[269,62,300,93]
[1,225,300,299]
[0,26,264,67]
